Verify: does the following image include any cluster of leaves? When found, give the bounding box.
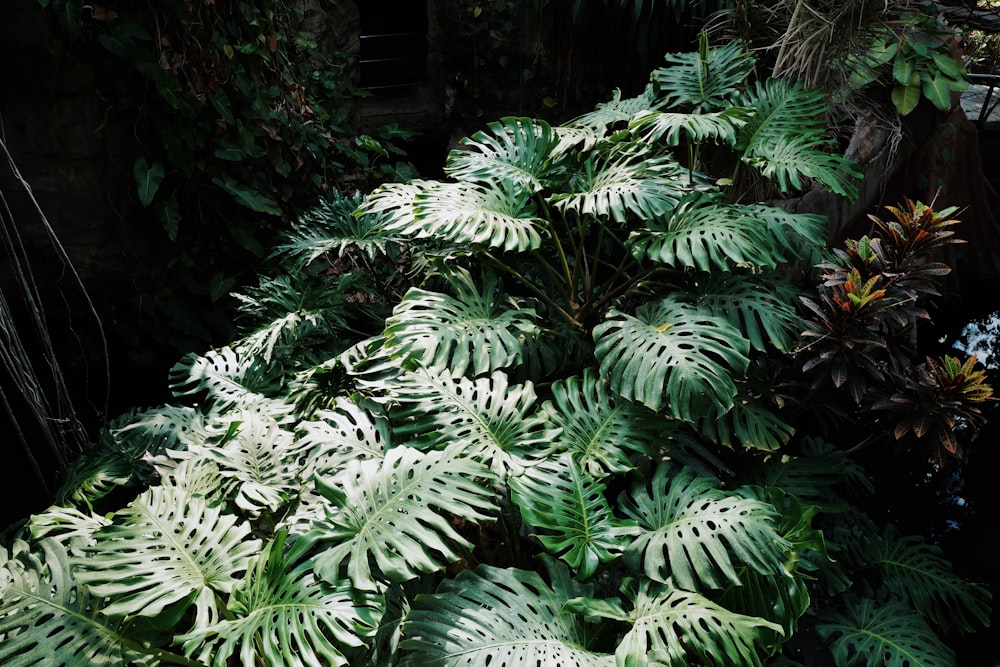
[1,38,992,666]
[850,10,970,115]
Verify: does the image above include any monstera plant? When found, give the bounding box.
[1,36,992,666]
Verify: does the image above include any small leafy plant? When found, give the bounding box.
[1,38,991,666]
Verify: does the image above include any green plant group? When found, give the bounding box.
[1,38,992,666]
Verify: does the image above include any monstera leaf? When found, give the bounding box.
[567,578,782,667]
[445,116,562,192]
[627,193,792,273]
[619,463,788,591]
[594,295,750,421]
[383,180,546,252]
[294,396,393,479]
[630,106,751,147]
[179,532,382,667]
[694,272,806,353]
[652,36,754,112]
[0,538,159,667]
[72,481,261,627]
[548,146,689,223]
[310,444,497,592]
[169,345,288,415]
[817,597,956,667]
[389,368,556,477]
[383,266,540,378]
[509,453,632,579]
[869,527,992,634]
[737,78,861,199]
[537,368,667,476]
[564,84,658,134]
[698,396,795,451]
[401,563,614,666]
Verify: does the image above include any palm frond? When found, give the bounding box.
[310,444,497,592]
[594,295,750,420]
[619,463,788,591]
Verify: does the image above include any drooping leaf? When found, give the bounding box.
[594,295,750,420]
[310,444,497,592]
[133,156,164,207]
[619,463,788,591]
[630,106,751,147]
[401,564,614,666]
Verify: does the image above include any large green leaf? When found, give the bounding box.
[383,267,540,378]
[630,106,751,147]
[310,444,497,592]
[594,295,750,420]
[652,38,754,112]
[72,481,261,626]
[0,539,157,667]
[548,146,689,223]
[697,396,795,452]
[627,194,790,273]
[870,527,992,634]
[619,463,788,591]
[509,453,632,579]
[400,564,614,666]
[293,396,393,479]
[537,368,667,476]
[565,85,658,135]
[395,180,547,252]
[389,368,556,477]
[179,532,382,667]
[694,273,806,353]
[567,578,782,667]
[169,345,288,415]
[817,597,956,667]
[445,117,562,192]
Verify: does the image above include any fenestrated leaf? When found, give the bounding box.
[389,368,556,477]
[400,564,614,666]
[652,38,754,112]
[694,272,806,353]
[573,577,781,667]
[509,453,632,579]
[627,194,789,272]
[399,180,547,252]
[548,146,690,223]
[565,85,658,135]
[619,463,788,591]
[72,481,261,627]
[445,117,562,192]
[697,397,795,452]
[630,107,751,147]
[169,346,287,415]
[594,295,750,421]
[383,267,540,378]
[869,527,992,634]
[0,539,156,667]
[294,396,393,479]
[310,444,497,592]
[179,532,382,667]
[537,368,667,476]
[817,597,956,667]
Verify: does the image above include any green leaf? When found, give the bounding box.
[653,39,754,112]
[445,116,561,192]
[538,368,667,476]
[921,70,955,111]
[870,527,992,634]
[72,482,261,626]
[179,532,382,667]
[603,578,782,667]
[212,174,283,216]
[383,266,540,378]
[892,82,922,116]
[698,396,794,451]
[619,463,788,591]
[594,295,750,420]
[0,539,154,666]
[892,54,915,86]
[509,453,632,579]
[310,444,497,592]
[817,597,956,667]
[694,273,805,353]
[133,156,164,207]
[401,564,614,666]
[630,106,751,147]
